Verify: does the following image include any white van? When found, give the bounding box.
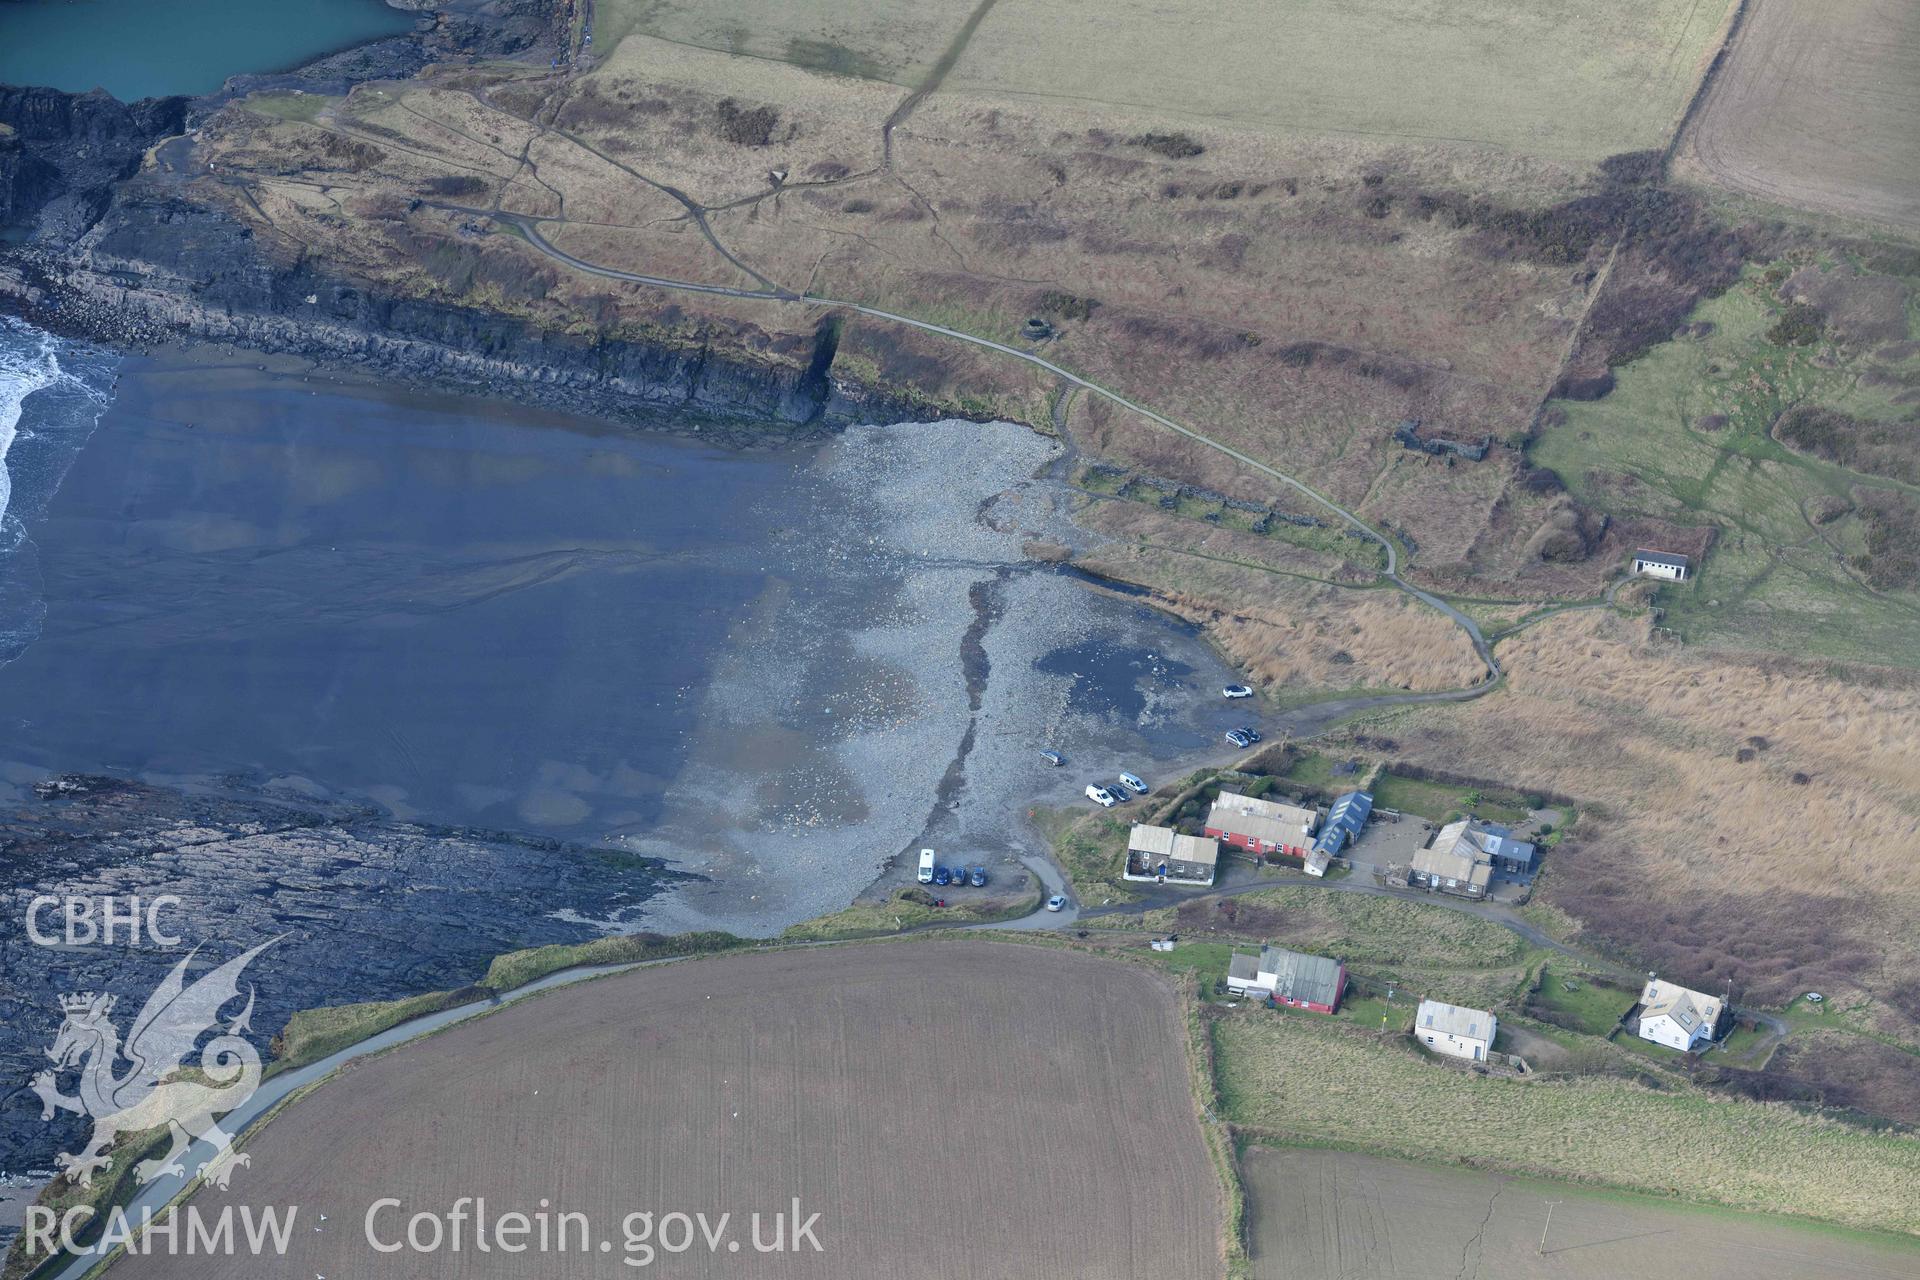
[917,848,936,883]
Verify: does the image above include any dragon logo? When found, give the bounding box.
[31,939,278,1192]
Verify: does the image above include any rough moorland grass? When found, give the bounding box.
[1132,886,1529,970]
[1,1130,168,1280]
[1214,1013,1920,1234]
[268,986,484,1074]
[1044,810,1145,907]
[780,884,1042,940]
[481,930,747,992]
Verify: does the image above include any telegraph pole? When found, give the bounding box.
[1538,1201,1561,1255]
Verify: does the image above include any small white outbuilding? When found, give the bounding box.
[1632,549,1690,581]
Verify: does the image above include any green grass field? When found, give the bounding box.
[1530,255,1920,666]
[1529,965,1635,1036]
[1127,885,1531,970]
[1370,771,1533,824]
[951,0,1731,163]
[1214,1012,1920,1233]
[594,0,1730,165]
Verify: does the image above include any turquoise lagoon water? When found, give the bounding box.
[0,0,414,100]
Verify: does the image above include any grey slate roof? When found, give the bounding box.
[1634,549,1690,568]
[1417,998,1494,1042]
[1259,946,1343,1006]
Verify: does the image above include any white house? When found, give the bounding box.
[1414,998,1496,1062]
[1637,977,1725,1052]
[1632,549,1690,581]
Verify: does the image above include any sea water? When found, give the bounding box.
[0,0,414,101]
[0,317,117,666]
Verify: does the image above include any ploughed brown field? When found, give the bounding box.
[1679,0,1920,230]
[1243,1147,1920,1280]
[106,941,1222,1279]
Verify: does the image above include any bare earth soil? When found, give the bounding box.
[107,941,1222,1279]
[1242,1146,1920,1280]
[1678,0,1920,231]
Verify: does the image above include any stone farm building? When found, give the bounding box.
[1632,549,1690,581]
[1409,817,1535,898]
[1414,998,1497,1062]
[1124,823,1220,886]
[1226,945,1345,1013]
[1205,790,1318,858]
[1637,977,1725,1052]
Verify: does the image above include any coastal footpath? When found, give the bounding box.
[0,0,963,437]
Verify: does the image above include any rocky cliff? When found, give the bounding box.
[0,86,187,240]
[0,0,942,435]
[4,190,927,433]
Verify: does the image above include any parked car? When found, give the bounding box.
[1039,749,1065,767]
[1085,784,1118,807]
[1222,684,1254,699]
[1046,894,1068,912]
[917,848,936,884]
[1117,771,1148,794]
[933,866,952,886]
[1239,727,1262,743]
[1225,728,1253,749]
[969,866,987,887]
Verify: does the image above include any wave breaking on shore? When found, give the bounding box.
[0,317,116,664]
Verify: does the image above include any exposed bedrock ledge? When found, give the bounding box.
[2,194,943,435]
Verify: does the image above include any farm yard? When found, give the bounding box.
[1678,0,1920,232]
[1241,1146,1920,1280]
[104,942,1223,1279]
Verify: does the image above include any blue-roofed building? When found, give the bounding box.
[1476,825,1537,874]
[1311,790,1373,857]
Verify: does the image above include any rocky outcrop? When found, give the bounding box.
[0,774,687,1181]
[0,86,187,240]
